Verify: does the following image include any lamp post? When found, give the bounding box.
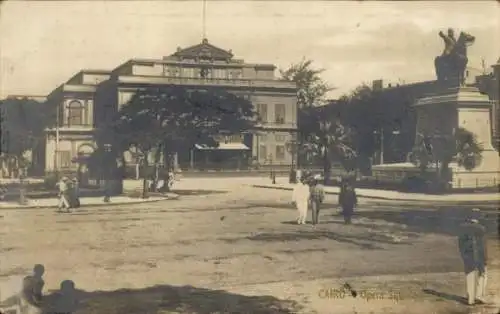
[103,143,112,202]
[19,174,27,205]
[286,139,298,183]
[373,128,400,165]
[267,153,276,184]
[53,103,60,176]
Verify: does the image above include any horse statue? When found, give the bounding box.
[434,30,475,85]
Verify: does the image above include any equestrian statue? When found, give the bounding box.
[434,28,475,85]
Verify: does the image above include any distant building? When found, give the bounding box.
[475,58,500,148]
[308,62,500,168]
[364,65,500,161]
[10,39,298,175]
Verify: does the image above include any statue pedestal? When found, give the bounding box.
[415,85,499,188]
[373,85,499,189]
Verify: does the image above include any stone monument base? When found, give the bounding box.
[372,86,500,189]
[372,85,499,190]
[448,149,499,188]
[372,158,499,189]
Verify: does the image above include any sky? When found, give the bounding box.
[1,1,499,99]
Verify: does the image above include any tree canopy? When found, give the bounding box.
[280,58,333,108]
[0,98,48,163]
[108,85,258,159]
[103,85,258,196]
[281,58,339,172]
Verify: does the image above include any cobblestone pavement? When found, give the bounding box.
[0,185,498,313]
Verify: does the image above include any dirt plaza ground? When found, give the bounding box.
[0,180,499,314]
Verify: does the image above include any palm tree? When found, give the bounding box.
[281,58,334,167]
[302,115,357,184]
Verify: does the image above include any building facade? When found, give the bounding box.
[37,39,298,174]
[475,58,500,149]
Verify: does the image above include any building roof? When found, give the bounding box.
[126,57,275,69]
[66,69,111,84]
[169,38,234,61]
[80,69,111,74]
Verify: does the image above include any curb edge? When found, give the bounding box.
[250,185,499,204]
[0,195,178,211]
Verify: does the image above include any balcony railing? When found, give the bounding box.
[118,75,296,90]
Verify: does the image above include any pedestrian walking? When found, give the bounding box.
[458,208,488,306]
[338,182,357,224]
[292,177,310,225]
[56,177,71,213]
[0,185,7,201]
[103,179,111,203]
[70,177,80,208]
[309,174,325,226]
[167,171,175,190]
[156,178,165,192]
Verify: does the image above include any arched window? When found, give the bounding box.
[67,100,85,126]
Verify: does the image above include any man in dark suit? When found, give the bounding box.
[338,182,357,224]
[458,208,488,306]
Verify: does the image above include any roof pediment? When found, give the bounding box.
[171,38,234,61]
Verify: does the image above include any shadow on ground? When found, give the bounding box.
[44,284,304,314]
[240,229,412,250]
[422,288,467,305]
[171,189,228,196]
[353,206,499,237]
[246,202,340,211]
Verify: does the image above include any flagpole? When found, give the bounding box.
[54,103,60,173]
[202,0,207,40]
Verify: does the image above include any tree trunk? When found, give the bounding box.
[142,152,149,199]
[164,153,173,192]
[151,144,163,190]
[322,147,331,185]
[162,143,174,192]
[117,154,126,194]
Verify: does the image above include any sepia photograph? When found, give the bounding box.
[0,1,499,313]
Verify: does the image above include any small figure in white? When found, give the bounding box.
[292,177,311,225]
[167,171,175,190]
[55,177,71,212]
[156,179,165,192]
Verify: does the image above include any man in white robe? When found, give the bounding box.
[292,178,310,225]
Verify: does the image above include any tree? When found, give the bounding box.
[338,83,373,103]
[0,98,48,177]
[108,85,257,197]
[280,58,334,167]
[337,84,379,168]
[338,83,419,171]
[409,127,483,190]
[280,58,333,108]
[300,106,357,184]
